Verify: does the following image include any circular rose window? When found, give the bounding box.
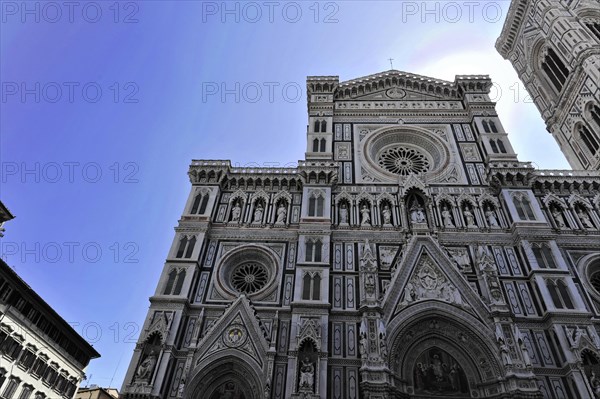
[215,245,279,301]
[377,146,431,176]
[359,126,452,183]
[231,262,268,294]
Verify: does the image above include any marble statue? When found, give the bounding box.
[577,209,594,228]
[299,357,314,390]
[552,208,566,228]
[463,206,476,227]
[410,203,426,223]
[339,202,349,225]
[230,201,242,222]
[382,204,392,226]
[441,205,455,227]
[361,204,371,226]
[253,204,264,223]
[485,207,499,227]
[275,203,287,225]
[136,350,158,381]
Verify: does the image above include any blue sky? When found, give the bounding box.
[0,0,570,389]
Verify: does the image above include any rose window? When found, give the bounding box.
[231,262,268,294]
[377,146,431,175]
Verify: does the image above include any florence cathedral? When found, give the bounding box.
[120,0,600,398]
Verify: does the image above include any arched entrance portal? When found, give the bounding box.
[186,358,262,399]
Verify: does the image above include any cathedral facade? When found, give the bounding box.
[120,70,600,399]
[496,0,600,170]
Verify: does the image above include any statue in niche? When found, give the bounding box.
[551,207,566,228]
[253,203,264,223]
[477,246,503,304]
[577,208,594,229]
[230,201,242,222]
[135,350,158,382]
[448,248,470,273]
[485,206,499,228]
[441,205,455,228]
[299,357,315,390]
[339,202,349,225]
[409,203,426,224]
[463,206,476,228]
[275,203,287,225]
[497,336,512,366]
[379,337,388,359]
[382,204,392,226]
[359,333,367,358]
[360,204,371,226]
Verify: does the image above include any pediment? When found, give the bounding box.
[349,87,446,101]
[382,236,490,323]
[335,70,460,101]
[194,295,269,369]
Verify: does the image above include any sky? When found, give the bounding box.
[0,0,572,390]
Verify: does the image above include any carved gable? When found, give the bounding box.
[382,236,490,323]
[194,295,269,369]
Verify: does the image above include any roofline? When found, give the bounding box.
[0,258,100,359]
[0,201,15,222]
[495,0,530,58]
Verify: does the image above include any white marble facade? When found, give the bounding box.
[120,69,600,399]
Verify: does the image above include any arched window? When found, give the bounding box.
[173,270,186,295]
[319,138,326,152]
[191,192,210,214]
[185,236,196,258]
[490,139,498,153]
[305,241,313,262]
[547,280,563,308]
[314,120,320,133]
[541,47,569,92]
[512,193,536,221]
[557,280,574,309]
[578,124,599,155]
[490,120,498,133]
[320,120,327,132]
[312,274,321,300]
[176,237,188,258]
[586,22,600,41]
[314,240,322,262]
[547,279,574,309]
[163,269,177,295]
[532,244,557,269]
[497,139,507,153]
[312,138,319,152]
[199,193,210,214]
[302,274,312,299]
[482,120,490,133]
[190,193,202,214]
[302,273,321,300]
[308,191,325,217]
[305,239,322,262]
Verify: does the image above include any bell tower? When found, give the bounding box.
[496,0,600,169]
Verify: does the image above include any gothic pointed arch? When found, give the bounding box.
[185,296,269,399]
[382,236,491,322]
[387,306,504,398]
